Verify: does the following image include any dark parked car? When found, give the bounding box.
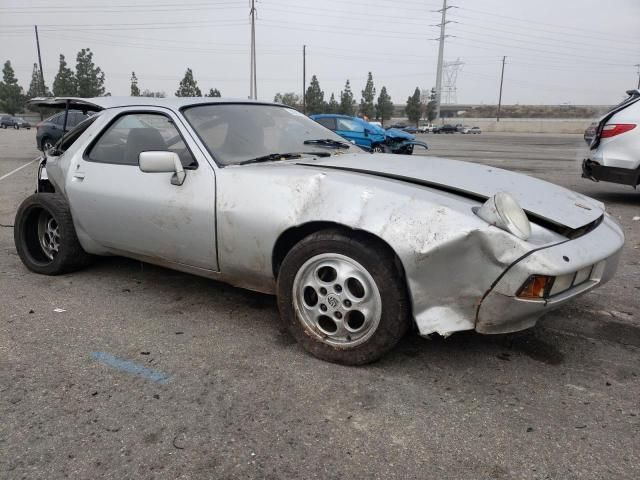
[14,117,31,129]
[36,110,92,150]
[434,124,457,134]
[1,115,18,129]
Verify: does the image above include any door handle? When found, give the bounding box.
[73,172,85,180]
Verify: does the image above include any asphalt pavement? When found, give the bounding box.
[1,129,638,479]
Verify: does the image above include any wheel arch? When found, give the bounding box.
[271,221,408,285]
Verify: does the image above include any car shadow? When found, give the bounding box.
[84,256,597,373]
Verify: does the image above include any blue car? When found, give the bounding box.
[310,114,427,154]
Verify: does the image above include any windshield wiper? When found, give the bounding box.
[303,138,351,149]
[237,151,330,165]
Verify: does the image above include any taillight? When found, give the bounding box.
[600,123,636,138]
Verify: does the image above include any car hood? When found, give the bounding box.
[385,128,415,140]
[299,154,603,230]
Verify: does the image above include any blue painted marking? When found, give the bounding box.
[90,351,171,384]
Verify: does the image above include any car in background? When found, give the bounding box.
[1,115,19,128]
[583,89,640,187]
[433,124,457,134]
[36,110,92,151]
[460,126,482,134]
[14,117,31,129]
[311,114,427,154]
[403,125,418,134]
[418,124,435,133]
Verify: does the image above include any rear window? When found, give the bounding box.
[55,114,101,153]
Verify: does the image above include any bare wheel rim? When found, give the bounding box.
[292,253,382,348]
[37,210,60,260]
[372,145,384,153]
[43,139,53,150]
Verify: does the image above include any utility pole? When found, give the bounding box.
[302,45,306,114]
[249,0,257,99]
[34,25,45,96]
[635,64,640,89]
[497,56,506,122]
[434,0,455,122]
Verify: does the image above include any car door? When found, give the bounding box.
[65,108,218,271]
[335,118,369,148]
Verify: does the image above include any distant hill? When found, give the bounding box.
[393,104,611,119]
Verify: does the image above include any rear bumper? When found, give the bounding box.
[582,159,640,187]
[476,213,624,334]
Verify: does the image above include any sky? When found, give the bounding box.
[1,0,639,106]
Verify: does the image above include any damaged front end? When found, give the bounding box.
[384,127,428,155]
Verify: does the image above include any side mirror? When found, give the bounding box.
[139,151,185,186]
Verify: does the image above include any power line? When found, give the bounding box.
[249,0,257,99]
[434,0,456,120]
[497,56,506,122]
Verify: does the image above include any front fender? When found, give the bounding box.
[215,162,545,334]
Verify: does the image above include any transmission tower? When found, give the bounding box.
[442,58,464,104]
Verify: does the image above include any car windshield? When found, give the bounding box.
[183,104,362,166]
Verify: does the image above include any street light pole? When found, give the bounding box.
[497,56,506,122]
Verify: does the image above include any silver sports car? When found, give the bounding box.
[16,97,624,365]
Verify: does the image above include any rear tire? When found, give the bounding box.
[277,229,410,365]
[14,193,93,275]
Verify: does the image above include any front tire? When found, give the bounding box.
[277,230,410,365]
[14,194,93,275]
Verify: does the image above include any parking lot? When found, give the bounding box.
[1,129,638,479]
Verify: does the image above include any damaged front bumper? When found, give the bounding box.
[476,213,624,334]
[389,140,428,154]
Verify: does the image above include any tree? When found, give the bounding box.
[175,68,202,97]
[52,55,76,96]
[376,86,393,126]
[305,75,325,114]
[327,93,339,113]
[405,86,423,127]
[426,87,437,122]
[130,72,140,96]
[273,92,300,108]
[141,89,165,98]
[359,72,376,119]
[26,63,51,99]
[339,79,356,115]
[0,60,25,115]
[206,88,222,97]
[75,48,105,97]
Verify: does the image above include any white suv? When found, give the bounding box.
[583,89,640,187]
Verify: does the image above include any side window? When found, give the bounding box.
[336,118,364,133]
[87,113,197,168]
[52,114,64,126]
[316,117,336,130]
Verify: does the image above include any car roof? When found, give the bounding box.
[28,96,275,112]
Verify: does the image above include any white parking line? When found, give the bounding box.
[0,158,39,181]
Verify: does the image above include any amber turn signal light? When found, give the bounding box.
[517,275,553,299]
